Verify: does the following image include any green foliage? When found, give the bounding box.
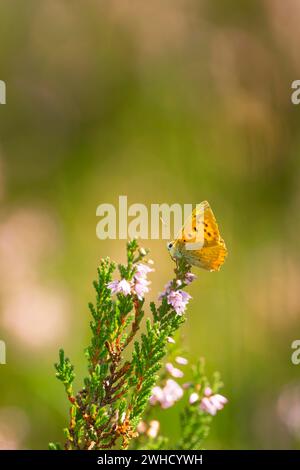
[51,241,226,450]
[177,360,224,450]
[132,355,226,450]
[54,349,75,397]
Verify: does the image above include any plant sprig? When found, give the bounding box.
[50,241,227,450]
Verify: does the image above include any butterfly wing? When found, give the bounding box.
[183,240,227,271]
[171,201,227,271]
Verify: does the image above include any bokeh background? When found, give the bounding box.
[0,0,300,449]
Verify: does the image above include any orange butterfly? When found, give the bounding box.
[167,201,227,271]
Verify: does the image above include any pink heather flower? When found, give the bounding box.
[107,279,131,296]
[133,277,151,300]
[167,290,192,315]
[189,392,199,404]
[147,420,160,438]
[184,272,197,285]
[167,336,176,344]
[118,279,132,295]
[133,263,154,300]
[210,394,228,410]
[200,390,228,416]
[135,263,154,279]
[137,421,147,434]
[204,387,213,397]
[175,356,188,366]
[161,379,184,409]
[149,386,164,406]
[158,281,173,300]
[200,397,217,415]
[107,280,119,294]
[150,379,183,409]
[165,362,184,378]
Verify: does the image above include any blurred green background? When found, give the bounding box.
[1,0,300,449]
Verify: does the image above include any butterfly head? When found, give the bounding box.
[167,241,176,258]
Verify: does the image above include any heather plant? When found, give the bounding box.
[49,240,227,450]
